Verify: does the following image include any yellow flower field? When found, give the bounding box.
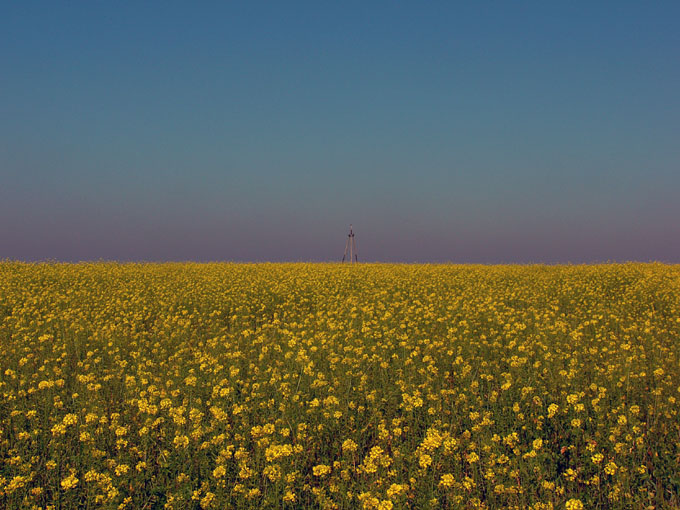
[1,262,679,509]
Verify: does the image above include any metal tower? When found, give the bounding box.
[342,224,358,263]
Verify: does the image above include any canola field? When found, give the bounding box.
[1,262,679,510]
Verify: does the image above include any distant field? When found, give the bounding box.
[1,262,679,509]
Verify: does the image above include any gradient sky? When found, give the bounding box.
[1,2,679,263]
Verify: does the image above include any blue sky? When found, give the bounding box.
[1,2,679,262]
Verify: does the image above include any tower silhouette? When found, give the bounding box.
[342,225,358,263]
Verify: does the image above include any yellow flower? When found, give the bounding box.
[419,454,432,469]
[313,464,331,477]
[173,435,190,449]
[200,491,215,509]
[51,424,66,437]
[62,413,78,426]
[263,464,281,482]
[439,473,455,488]
[342,439,358,453]
[604,461,618,475]
[61,474,79,490]
[386,483,407,498]
[115,464,129,476]
[5,475,28,494]
[565,499,584,510]
[591,453,604,464]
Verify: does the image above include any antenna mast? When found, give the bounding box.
[342,224,358,263]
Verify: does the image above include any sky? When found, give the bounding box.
[1,2,679,263]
